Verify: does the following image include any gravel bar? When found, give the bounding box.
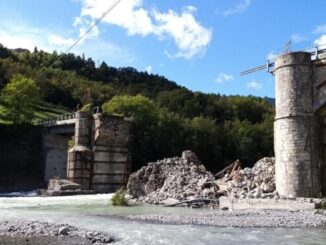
[0,220,113,244]
[124,209,326,228]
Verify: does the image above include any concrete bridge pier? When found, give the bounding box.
[274,52,321,197]
[42,111,131,192]
[67,111,93,189]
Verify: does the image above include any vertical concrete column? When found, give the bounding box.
[75,111,91,146]
[67,111,93,189]
[274,52,320,197]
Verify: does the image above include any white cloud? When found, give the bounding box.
[218,0,252,16]
[291,33,307,43]
[314,34,326,48]
[145,65,152,73]
[78,0,212,59]
[81,0,153,36]
[267,52,278,60]
[313,24,326,34]
[0,22,54,52]
[0,21,135,65]
[74,17,100,41]
[214,73,234,84]
[247,80,262,90]
[77,38,136,64]
[48,35,74,46]
[153,7,212,59]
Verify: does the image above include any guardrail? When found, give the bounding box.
[241,46,326,76]
[38,112,76,127]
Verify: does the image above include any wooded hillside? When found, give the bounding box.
[0,44,274,172]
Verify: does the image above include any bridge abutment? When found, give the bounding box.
[44,133,69,182]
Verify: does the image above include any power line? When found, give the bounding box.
[65,0,122,53]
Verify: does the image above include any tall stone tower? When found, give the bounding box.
[274,52,321,197]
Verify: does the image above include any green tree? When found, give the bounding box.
[185,117,222,171]
[103,95,161,170]
[0,75,41,124]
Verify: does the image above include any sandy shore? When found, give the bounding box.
[123,208,326,228]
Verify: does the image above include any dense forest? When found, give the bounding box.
[0,44,274,172]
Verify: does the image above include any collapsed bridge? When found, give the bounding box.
[243,48,326,197]
[42,111,131,192]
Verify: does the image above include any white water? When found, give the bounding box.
[0,194,325,244]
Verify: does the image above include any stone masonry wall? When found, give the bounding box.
[274,52,320,197]
[92,114,130,192]
[313,54,326,112]
[66,112,131,192]
[320,115,326,194]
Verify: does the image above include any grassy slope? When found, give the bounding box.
[0,102,70,125]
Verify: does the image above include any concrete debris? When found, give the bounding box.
[224,157,277,199]
[48,179,82,191]
[127,151,220,204]
[46,179,95,196]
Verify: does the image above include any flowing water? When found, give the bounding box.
[0,193,325,244]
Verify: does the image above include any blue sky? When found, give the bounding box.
[1,0,326,98]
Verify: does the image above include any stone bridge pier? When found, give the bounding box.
[273,51,326,197]
[43,112,131,192]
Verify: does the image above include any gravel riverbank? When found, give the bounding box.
[0,220,113,244]
[124,209,326,228]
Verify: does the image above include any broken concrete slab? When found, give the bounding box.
[219,196,323,210]
[48,179,82,191]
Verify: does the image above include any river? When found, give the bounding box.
[0,193,325,244]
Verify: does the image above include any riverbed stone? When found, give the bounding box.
[58,226,69,236]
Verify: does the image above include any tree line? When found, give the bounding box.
[0,44,274,172]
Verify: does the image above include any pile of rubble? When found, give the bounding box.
[127,151,277,205]
[224,157,277,199]
[127,151,220,204]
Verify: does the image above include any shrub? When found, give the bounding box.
[67,136,75,150]
[111,188,128,206]
[80,103,93,112]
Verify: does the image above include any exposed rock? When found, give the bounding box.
[127,151,219,204]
